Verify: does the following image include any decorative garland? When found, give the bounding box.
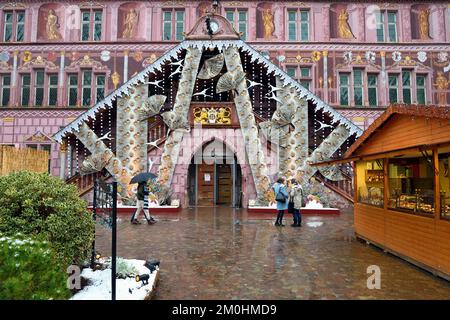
[53,40,363,142]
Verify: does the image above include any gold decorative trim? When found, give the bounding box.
[285,56,313,64]
[79,1,105,9]
[193,106,232,125]
[0,2,28,10]
[311,51,321,62]
[162,1,185,7]
[25,132,52,142]
[142,54,158,67]
[399,55,417,66]
[20,55,58,71]
[0,61,12,71]
[225,1,245,6]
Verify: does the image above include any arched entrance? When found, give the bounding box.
[187,139,242,207]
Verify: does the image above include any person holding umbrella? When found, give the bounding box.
[130,172,157,225]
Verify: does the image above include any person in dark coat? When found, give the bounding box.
[131,182,156,225]
[272,177,288,226]
[289,178,303,227]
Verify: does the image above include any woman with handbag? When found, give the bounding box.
[272,177,288,226]
[288,178,303,227]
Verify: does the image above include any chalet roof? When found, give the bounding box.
[53,15,363,142]
[343,104,450,158]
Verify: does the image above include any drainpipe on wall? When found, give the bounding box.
[323,50,329,103]
[58,51,65,107]
[59,141,67,179]
[11,51,18,106]
[123,50,129,83]
[380,51,387,106]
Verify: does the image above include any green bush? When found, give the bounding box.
[0,233,71,300]
[116,257,138,279]
[0,171,95,266]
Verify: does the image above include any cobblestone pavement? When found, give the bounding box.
[94,207,450,300]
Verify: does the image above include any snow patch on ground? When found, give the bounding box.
[306,221,324,228]
[71,259,157,300]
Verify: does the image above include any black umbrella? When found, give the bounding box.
[130,172,157,184]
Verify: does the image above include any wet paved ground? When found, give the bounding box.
[95,207,450,299]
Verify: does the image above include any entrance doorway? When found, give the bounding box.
[187,140,242,207]
[197,164,214,206]
[216,164,232,205]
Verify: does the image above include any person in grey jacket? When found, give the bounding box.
[289,178,303,227]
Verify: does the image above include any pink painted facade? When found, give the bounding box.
[0,0,449,178]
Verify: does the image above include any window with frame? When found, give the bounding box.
[357,159,385,208]
[376,11,397,42]
[416,74,426,105]
[95,74,105,103]
[20,73,30,106]
[81,9,102,41]
[339,73,350,106]
[368,74,378,106]
[162,9,185,41]
[81,70,92,106]
[225,9,247,40]
[34,70,45,106]
[438,147,450,219]
[285,66,311,89]
[3,10,25,42]
[388,154,435,215]
[353,69,364,106]
[287,9,309,41]
[402,70,412,104]
[0,74,11,106]
[68,74,78,106]
[388,74,398,103]
[48,74,58,106]
[299,67,311,90]
[67,71,105,107]
[19,72,59,107]
[286,66,296,78]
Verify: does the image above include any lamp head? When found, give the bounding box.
[136,274,150,285]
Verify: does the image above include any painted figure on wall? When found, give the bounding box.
[262,8,275,39]
[337,9,355,39]
[433,72,450,105]
[123,8,138,39]
[46,9,61,40]
[418,9,431,40]
[112,71,121,89]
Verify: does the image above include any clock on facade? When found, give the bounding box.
[209,19,220,34]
